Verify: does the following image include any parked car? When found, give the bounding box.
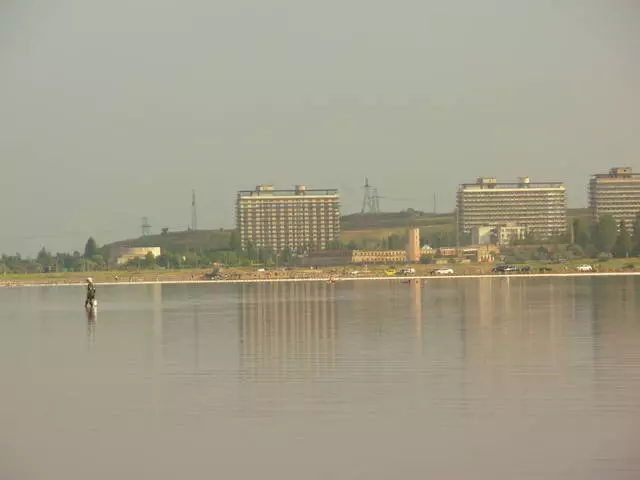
[492,265,518,273]
[433,268,454,275]
[576,264,593,272]
[397,267,416,275]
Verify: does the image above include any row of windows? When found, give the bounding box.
[461,216,566,220]
[238,203,339,209]
[458,194,566,198]
[458,198,566,208]
[238,205,340,210]
[238,216,339,220]
[459,207,566,212]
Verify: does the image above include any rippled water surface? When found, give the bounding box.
[1,277,640,479]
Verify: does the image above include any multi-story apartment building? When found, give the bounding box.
[457,176,567,240]
[589,167,640,229]
[236,185,340,251]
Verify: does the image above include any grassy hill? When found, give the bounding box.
[102,229,233,255]
[341,211,454,230]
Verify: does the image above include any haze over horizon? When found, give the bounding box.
[1,0,639,256]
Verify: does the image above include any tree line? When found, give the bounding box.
[2,214,639,274]
[571,213,640,259]
[1,232,351,274]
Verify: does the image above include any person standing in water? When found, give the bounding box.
[85,277,96,308]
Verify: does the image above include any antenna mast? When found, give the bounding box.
[191,189,198,231]
[141,217,151,237]
[361,178,381,214]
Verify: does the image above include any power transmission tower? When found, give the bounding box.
[141,217,151,237]
[191,189,198,231]
[361,178,381,214]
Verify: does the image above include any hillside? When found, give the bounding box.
[341,211,454,230]
[567,207,590,220]
[102,229,233,255]
[101,208,592,254]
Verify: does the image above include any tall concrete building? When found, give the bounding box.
[589,167,640,228]
[457,177,567,240]
[236,185,340,251]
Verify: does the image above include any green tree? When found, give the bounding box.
[346,241,358,250]
[633,212,640,256]
[572,218,591,248]
[36,247,52,267]
[258,248,274,265]
[91,254,105,268]
[84,237,98,259]
[613,220,632,258]
[325,239,341,250]
[536,246,550,260]
[281,247,293,265]
[594,215,618,254]
[387,234,405,250]
[143,252,157,269]
[566,244,585,259]
[229,229,242,253]
[246,241,258,263]
[420,254,433,264]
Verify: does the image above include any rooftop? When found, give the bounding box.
[238,185,339,197]
[459,177,565,190]
[591,167,640,179]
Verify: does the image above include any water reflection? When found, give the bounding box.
[239,282,338,380]
[86,313,96,349]
[1,277,640,479]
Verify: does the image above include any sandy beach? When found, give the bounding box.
[2,269,639,288]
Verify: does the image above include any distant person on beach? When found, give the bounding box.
[85,278,96,308]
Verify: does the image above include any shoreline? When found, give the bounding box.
[2,270,639,288]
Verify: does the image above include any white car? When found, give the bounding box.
[398,267,416,275]
[434,268,454,275]
[576,264,593,272]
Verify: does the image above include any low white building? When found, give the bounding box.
[113,246,162,265]
[471,224,526,246]
[471,226,495,245]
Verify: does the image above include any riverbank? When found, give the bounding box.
[1,266,639,288]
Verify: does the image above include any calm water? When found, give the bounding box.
[1,277,640,479]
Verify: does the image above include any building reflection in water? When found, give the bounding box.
[416,276,603,413]
[589,276,639,401]
[86,311,97,350]
[239,282,337,381]
[152,283,163,371]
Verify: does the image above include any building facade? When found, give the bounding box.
[589,167,640,229]
[296,249,407,267]
[457,177,567,240]
[236,185,340,251]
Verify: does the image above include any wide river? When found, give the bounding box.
[1,277,639,479]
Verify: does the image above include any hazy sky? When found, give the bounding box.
[1,0,639,255]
